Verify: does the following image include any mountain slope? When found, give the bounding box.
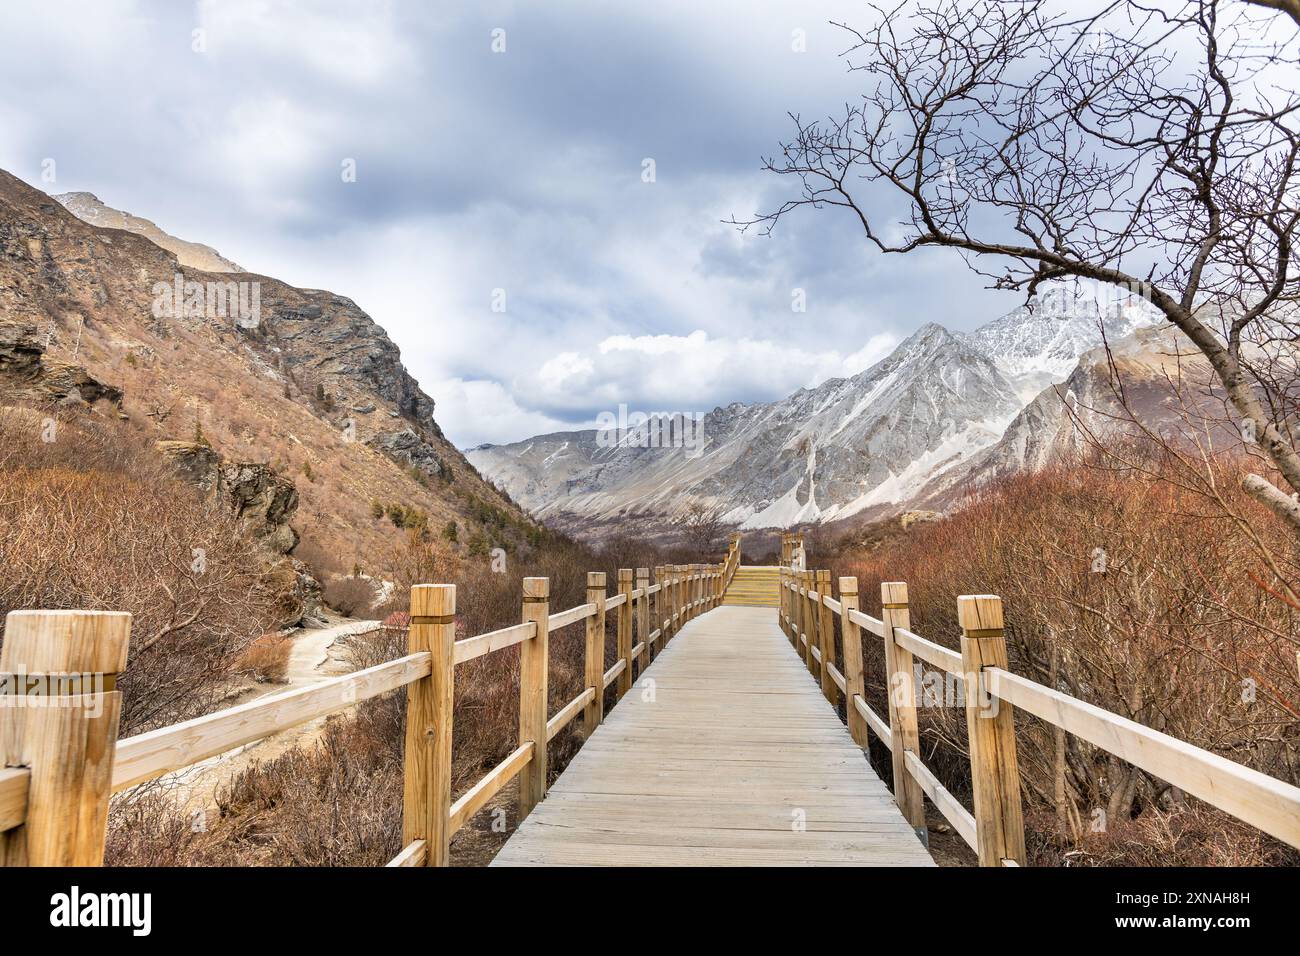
[0,170,535,569]
[470,293,1159,539]
[910,322,1208,507]
[55,191,245,273]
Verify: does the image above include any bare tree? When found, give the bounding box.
[734,0,1300,530]
[681,501,727,555]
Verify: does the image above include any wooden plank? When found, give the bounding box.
[493,605,934,867]
[114,651,431,792]
[602,659,626,689]
[847,607,886,638]
[454,622,534,665]
[990,667,1300,850]
[902,750,976,851]
[547,689,596,742]
[449,742,534,834]
[386,839,427,867]
[853,696,893,750]
[0,768,29,834]
[894,627,962,674]
[548,603,594,632]
[605,592,628,610]
[826,662,846,694]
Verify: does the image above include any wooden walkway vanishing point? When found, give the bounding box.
[492,605,934,866]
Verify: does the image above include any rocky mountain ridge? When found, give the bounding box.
[55,191,245,273]
[469,289,1161,539]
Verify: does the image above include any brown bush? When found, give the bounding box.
[826,448,1300,866]
[323,575,376,617]
[0,408,284,734]
[105,698,404,866]
[236,632,293,683]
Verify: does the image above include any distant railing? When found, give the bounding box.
[777,553,1300,865]
[0,539,741,867]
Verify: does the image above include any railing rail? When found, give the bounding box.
[0,544,734,867]
[778,560,1300,864]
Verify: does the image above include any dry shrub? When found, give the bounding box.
[323,575,376,617]
[105,696,405,867]
[293,533,344,581]
[236,632,292,683]
[0,408,284,734]
[829,447,1300,866]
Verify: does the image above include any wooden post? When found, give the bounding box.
[784,568,793,641]
[790,569,799,646]
[402,584,455,865]
[672,566,682,634]
[840,577,869,749]
[804,572,818,677]
[817,569,837,705]
[881,582,927,841]
[688,564,695,619]
[583,572,606,734]
[636,568,650,666]
[0,610,130,866]
[779,568,786,636]
[616,569,633,697]
[684,565,693,623]
[959,594,1026,866]
[653,565,665,647]
[518,577,550,820]
[784,568,794,642]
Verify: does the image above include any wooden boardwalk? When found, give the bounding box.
[492,605,935,866]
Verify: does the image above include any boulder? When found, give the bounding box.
[157,440,300,554]
[368,427,451,480]
[0,318,122,406]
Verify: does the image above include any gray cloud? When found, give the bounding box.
[0,0,1024,446]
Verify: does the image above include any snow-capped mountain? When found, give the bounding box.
[468,289,1160,538]
[966,284,1157,402]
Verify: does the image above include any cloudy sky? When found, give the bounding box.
[0,0,1028,446]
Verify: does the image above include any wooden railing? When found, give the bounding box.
[0,551,736,867]
[778,565,1300,865]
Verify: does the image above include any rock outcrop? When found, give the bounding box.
[157,440,300,555]
[368,427,450,481]
[0,318,122,406]
[156,439,323,625]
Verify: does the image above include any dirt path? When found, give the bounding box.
[150,616,379,813]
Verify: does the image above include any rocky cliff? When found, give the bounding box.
[0,169,536,568]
